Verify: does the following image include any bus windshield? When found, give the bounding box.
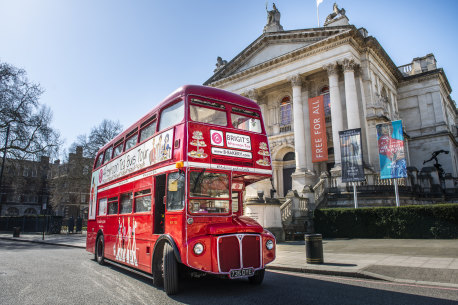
[189,170,230,214]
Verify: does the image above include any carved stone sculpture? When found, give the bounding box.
[324,3,346,24]
[264,3,284,33]
[214,56,227,73]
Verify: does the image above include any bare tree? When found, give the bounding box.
[70,119,123,159]
[0,62,61,160]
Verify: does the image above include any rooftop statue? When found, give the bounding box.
[266,3,281,26]
[214,56,227,73]
[264,3,284,33]
[325,2,346,24]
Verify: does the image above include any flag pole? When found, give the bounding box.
[394,179,400,207]
[317,3,320,27]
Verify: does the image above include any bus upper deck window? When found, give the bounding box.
[140,121,157,143]
[113,141,123,158]
[103,146,113,164]
[95,154,103,169]
[190,99,227,126]
[231,107,262,133]
[159,100,184,131]
[125,132,138,151]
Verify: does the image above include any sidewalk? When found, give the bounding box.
[270,239,458,288]
[1,232,457,288]
[0,232,86,248]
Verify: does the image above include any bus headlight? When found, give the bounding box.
[193,243,204,255]
[266,240,274,250]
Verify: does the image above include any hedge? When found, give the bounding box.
[314,204,458,239]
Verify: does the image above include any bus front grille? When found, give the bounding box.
[217,234,261,273]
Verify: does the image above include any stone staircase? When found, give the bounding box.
[280,192,313,240]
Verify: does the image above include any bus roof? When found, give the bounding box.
[96,85,260,156]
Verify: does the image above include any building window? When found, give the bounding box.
[6,207,19,216]
[24,208,37,215]
[280,96,292,132]
[320,86,331,118]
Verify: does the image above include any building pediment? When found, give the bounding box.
[204,27,352,85]
[237,42,313,73]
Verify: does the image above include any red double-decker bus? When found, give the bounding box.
[86,85,276,295]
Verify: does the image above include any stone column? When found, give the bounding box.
[289,74,307,172]
[342,58,361,129]
[272,161,281,198]
[324,63,343,167]
[302,81,313,172]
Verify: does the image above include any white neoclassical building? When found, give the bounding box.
[204,4,458,220]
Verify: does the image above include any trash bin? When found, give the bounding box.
[68,217,74,234]
[13,226,21,238]
[305,233,323,264]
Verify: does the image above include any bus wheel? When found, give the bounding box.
[163,243,179,295]
[95,236,105,265]
[248,269,265,285]
[152,257,163,287]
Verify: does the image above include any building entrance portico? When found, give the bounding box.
[204,3,458,219]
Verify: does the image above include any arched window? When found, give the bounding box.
[283,152,295,161]
[24,208,37,215]
[320,86,331,117]
[6,207,19,216]
[280,96,292,132]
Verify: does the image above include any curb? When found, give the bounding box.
[266,265,383,281]
[267,265,458,289]
[359,270,458,289]
[0,237,85,249]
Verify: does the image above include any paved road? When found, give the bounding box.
[0,240,457,305]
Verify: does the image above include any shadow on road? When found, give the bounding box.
[100,258,456,305]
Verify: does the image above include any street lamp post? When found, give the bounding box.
[0,124,11,216]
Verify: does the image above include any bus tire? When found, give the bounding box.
[95,235,105,265]
[152,257,163,287]
[163,242,179,295]
[248,269,265,285]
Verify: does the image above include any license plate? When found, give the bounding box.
[230,268,254,278]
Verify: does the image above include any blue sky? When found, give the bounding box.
[1,0,457,154]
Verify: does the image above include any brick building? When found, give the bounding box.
[0,146,93,221]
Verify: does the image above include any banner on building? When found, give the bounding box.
[339,128,365,182]
[308,95,328,162]
[376,120,407,179]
